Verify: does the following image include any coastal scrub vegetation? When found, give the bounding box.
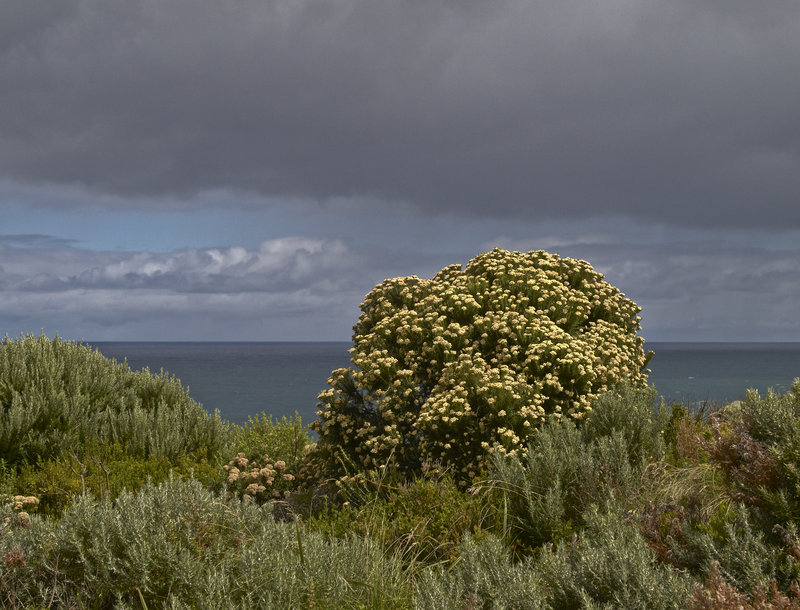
[2,249,800,607]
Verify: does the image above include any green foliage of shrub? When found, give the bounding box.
[582,382,668,466]
[640,383,800,601]
[488,383,665,552]
[12,441,221,516]
[312,471,496,565]
[222,413,314,506]
[0,334,230,465]
[223,451,301,505]
[670,505,800,596]
[718,380,800,524]
[689,561,800,610]
[0,477,414,608]
[231,412,314,468]
[312,249,650,482]
[415,505,693,609]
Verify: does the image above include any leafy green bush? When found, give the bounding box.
[223,451,301,505]
[716,380,800,524]
[231,412,314,469]
[689,561,800,610]
[312,249,650,482]
[0,333,230,465]
[415,504,693,609]
[223,413,313,505]
[312,471,496,565]
[12,441,221,516]
[668,504,800,596]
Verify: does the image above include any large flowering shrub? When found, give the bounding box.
[312,249,651,481]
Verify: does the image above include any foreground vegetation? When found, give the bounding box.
[2,335,800,607]
[2,250,799,607]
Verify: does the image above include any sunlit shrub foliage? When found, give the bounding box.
[0,334,229,465]
[13,441,221,516]
[312,249,650,480]
[414,534,547,609]
[716,380,800,525]
[313,471,495,564]
[231,412,314,469]
[222,413,313,506]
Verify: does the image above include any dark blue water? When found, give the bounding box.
[88,341,800,425]
[90,342,352,426]
[647,342,800,407]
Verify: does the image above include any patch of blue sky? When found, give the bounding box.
[2,196,525,256]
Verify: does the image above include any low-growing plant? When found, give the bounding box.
[223,413,314,509]
[717,381,800,525]
[414,534,546,609]
[582,383,668,465]
[312,249,651,483]
[705,415,778,509]
[689,561,800,610]
[231,411,313,468]
[673,505,800,596]
[663,402,712,466]
[223,451,300,505]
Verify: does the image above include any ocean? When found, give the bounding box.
[88,341,800,426]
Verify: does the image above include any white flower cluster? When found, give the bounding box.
[312,249,649,482]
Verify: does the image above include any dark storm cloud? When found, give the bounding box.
[2,0,799,227]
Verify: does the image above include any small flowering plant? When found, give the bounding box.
[312,249,651,482]
[223,452,297,504]
[0,494,39,513]
[1,494,39,531]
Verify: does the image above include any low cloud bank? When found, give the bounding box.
[2,229,799,342]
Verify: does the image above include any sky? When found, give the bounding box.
[1,0,799,342]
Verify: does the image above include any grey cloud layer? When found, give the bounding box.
[2,0,799,226]
[0,237,369,339]
[495,233,800,341]
[2,236,359,292]
[0,235,457,340]
[2,230,799,341]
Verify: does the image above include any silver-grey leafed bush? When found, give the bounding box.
[582,383,667,467]
[0,477,413,608]
[534,504,694,609]
[413,534,547,609]
[672,504,798,596]
[488,383,664,551]
[0,333,229,463]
